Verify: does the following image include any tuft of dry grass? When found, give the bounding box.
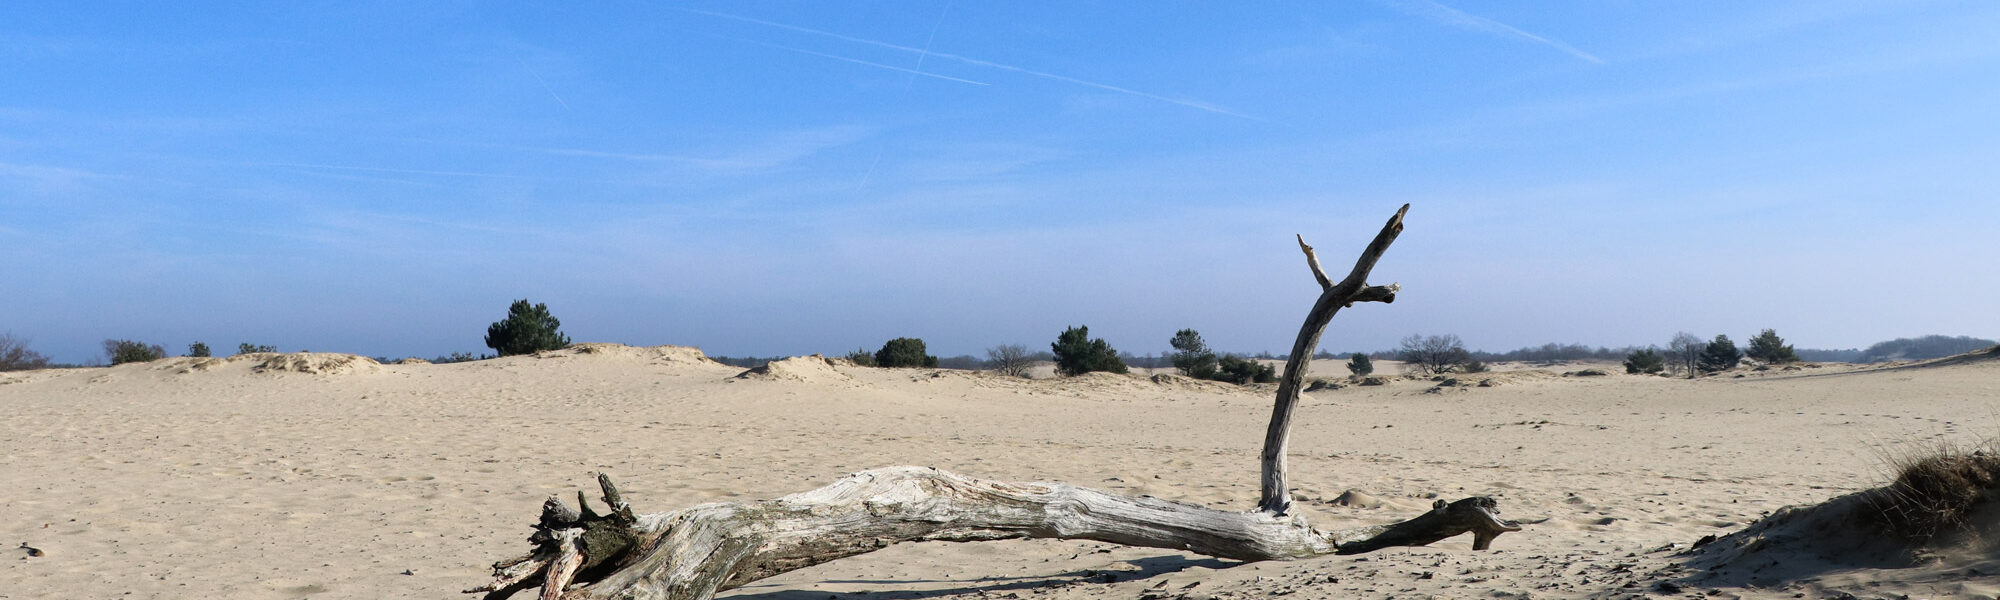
[1866,439,2000,543]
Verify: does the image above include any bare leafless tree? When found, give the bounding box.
[1,333,52,371]
[1668,332,1703,377]
[1399,333,1469,375]
[984,344,1032,378]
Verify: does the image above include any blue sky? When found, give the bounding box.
[4,1,1996,364]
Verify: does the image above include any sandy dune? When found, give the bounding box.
[4,346,1997,599]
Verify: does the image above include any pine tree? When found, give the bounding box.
[484,299,572,356]
[1168,329,1219,379]
[1052,325,1127,376]
[1697,334,1743,372]
[1346,353,1373,376]
[1744,329,1799,363]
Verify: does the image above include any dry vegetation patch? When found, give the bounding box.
[1680,439,2000,591]
[1868,441,2000,544]
[254,352,382,376]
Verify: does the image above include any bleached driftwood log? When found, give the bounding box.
[469,204,1523,600]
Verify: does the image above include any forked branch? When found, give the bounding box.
[1259,204,1409,515]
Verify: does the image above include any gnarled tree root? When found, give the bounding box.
[468,467,1519,600]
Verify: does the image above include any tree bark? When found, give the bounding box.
[467,204,1524,600]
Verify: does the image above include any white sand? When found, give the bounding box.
[4,346,1997,599]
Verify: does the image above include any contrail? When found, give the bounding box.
[723,36,990,86]
[906,0,953,88]
[854,151,884,191]
[674,7,1258,119]
[258,163,524,178]
[517,58,572,109]
[922,48,1263,120]
[1387,0,1603,64]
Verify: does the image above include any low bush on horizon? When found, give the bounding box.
[1346,352,1373,376]
[104,339,166,365]
[187,342,211,357]
[1624,348,1666,374]
[236,342,276,355]
[874,337,938,368]
[1,333,52,372]
[843,348,876,367]
[1213,354,1276,384]
[432,351,490,364]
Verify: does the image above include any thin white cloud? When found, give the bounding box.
[674,7,1259,119]
[1386,0,1604,64]
[515,58,571,110]
[501,125,875,174]
[720,36,990,86]
[256,163,524,178]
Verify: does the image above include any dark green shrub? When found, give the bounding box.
[843,348,877,367]
[1346,353,1373,376]
[432,351,489,364]
[1624,348,1666,374]
[104,339,166,365]
[874,337,938,368]
[187,342,211,357]
[1168,329,1219,379]
[1052,325,1127,376]
[1745,329,1799,363]
[1214,355,1276,384]
[236,343,276,355]
[1698,334,1743,372]
[484,299,572,356]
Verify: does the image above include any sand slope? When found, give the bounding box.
[3,346,1998,599]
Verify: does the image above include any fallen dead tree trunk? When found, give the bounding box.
[469,205,1523,600]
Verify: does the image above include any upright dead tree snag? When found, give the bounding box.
[467,204,1521,600]
[1259,204,1408,516]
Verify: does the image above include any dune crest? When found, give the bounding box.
[733,354,856,384]
[533,343,717,367]
[254,352,382,376]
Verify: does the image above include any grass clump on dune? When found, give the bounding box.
[1867,440,2000,543]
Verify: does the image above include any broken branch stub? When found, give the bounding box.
[467,204,1524,600]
